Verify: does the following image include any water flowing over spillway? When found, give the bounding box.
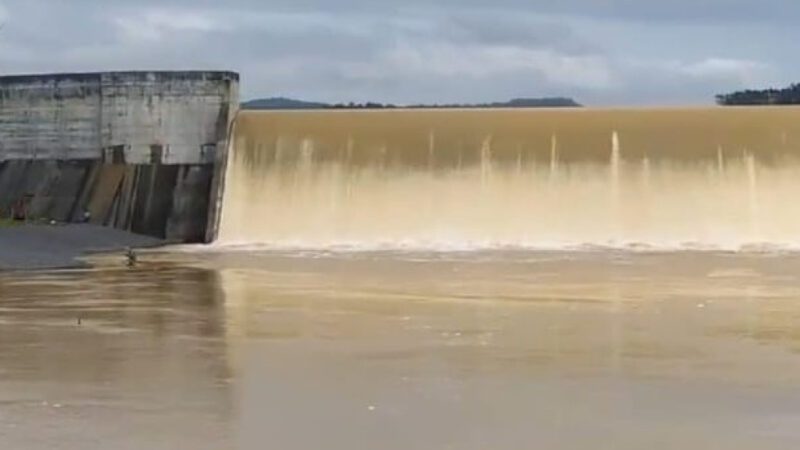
[218,107,800,250]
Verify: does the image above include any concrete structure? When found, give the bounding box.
[0,71,239,242]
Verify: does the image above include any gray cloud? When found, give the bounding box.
[0,0,796,105]
[62,0,800,23]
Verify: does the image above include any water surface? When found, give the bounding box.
[2,250,800,449]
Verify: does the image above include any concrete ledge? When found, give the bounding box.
[0,70,239,85]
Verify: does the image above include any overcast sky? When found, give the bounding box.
[0,0,796,105]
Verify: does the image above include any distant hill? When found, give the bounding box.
[410,97,582,109]
[241,97,328,110]
[241,97,581,110]
[716,83,800,106]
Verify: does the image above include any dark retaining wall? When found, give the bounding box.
[0,160,214,242]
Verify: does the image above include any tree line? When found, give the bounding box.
[242,97,581,110]
[327,98,581,109]
[716,83,800,105]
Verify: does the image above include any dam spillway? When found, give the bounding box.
[218,107,800,250]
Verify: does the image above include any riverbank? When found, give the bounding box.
[0,224,163,271]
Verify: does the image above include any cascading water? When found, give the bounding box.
[217,107,800,251]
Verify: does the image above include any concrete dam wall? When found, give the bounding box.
[0,71,239,242]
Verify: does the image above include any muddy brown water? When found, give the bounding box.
[2,250,800,449]
[221,107,800,250]
[5,107,800,449]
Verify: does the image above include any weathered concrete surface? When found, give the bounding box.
[167,165,215,242]
[0,74,101,160]
[0,71,239,165]
[0,224,162,270]
[101,72,239,165]
[0,71,239,242]
[204,114,238,243]
[0,160,94,223]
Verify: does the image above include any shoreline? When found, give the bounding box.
[0,224,164,271]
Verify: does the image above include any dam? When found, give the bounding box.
[0,71,238,242]
[3,74,800,251]
[219,107,800,251]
